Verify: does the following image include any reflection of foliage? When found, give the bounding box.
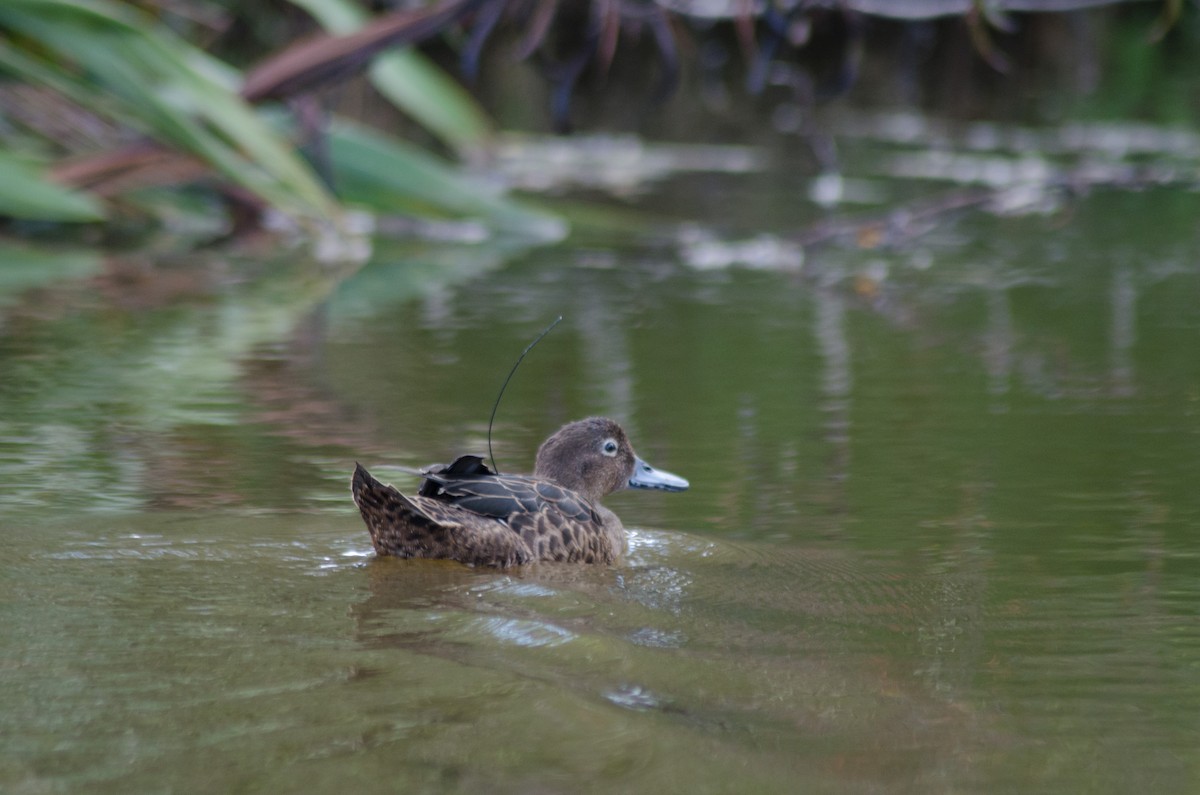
[0,238,525,512]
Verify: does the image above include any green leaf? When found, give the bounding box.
[0,0,338,219]
[289,0,493,154]
[369,50,494,154]
[329,120,565,240]
[0,152,105,222]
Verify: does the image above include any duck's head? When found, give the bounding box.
[534,417,689,503]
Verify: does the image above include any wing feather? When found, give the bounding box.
[421,470,599,526]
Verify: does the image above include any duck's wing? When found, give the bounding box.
[421,469,599,526]
[423,473,614,563]
[352,464,532,566]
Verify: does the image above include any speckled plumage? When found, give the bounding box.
[351,417,688,567]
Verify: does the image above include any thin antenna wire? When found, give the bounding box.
[488,315,563,474]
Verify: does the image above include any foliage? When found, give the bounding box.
[0,150,105,222]
[0,0,336,221]
[0,0,547,242]
[0,0,1190,243]
[329,120,562,239]
[289,0,493,155]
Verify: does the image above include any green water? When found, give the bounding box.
[4,151,1200,792]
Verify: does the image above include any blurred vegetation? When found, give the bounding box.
[0,0,555,246]
[0,0,1196,250]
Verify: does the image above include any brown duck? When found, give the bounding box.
[351,417,688,566]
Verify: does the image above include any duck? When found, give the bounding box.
[351,417,688,566]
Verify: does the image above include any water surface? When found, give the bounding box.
[3,136,1200,793]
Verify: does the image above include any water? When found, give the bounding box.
[4,131,1200,792]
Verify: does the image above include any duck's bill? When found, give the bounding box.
[629,457,689,492]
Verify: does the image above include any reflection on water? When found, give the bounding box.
[4,153,1200,793]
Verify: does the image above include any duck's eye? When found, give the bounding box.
[602,439,619,456]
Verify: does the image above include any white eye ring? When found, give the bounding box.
[601,438,619,456]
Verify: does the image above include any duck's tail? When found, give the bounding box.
[351,463,428,555]
[351,463,531,566]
